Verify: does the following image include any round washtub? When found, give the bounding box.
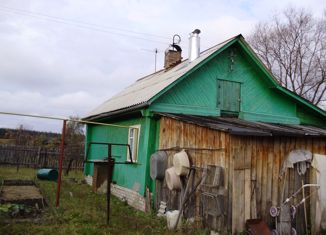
[37,168,58,181]
[150,151,168,180]
[165,167,181,190]
[173,150,190,176]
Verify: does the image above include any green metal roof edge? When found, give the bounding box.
[237,37,326,118]
[148,35,242,104]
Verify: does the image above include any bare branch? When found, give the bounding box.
[248,7,326,108]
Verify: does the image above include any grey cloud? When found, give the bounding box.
[0,0,324,132]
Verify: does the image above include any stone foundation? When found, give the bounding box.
[84,175,145,212]
[111,184,146,212]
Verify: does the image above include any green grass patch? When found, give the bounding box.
[0,166,206,235]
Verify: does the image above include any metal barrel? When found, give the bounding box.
[37,168,58,181]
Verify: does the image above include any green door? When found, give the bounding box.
[217,80,241,114]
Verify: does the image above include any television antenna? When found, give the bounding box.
[141,48,161,72]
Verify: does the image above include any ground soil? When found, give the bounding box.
[1,185,43,201]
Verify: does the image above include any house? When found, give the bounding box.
[83,30,326,234]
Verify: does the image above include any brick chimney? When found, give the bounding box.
[164,45,182,69]
[164,35,182,69]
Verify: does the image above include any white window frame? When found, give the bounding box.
[127,125,140,162]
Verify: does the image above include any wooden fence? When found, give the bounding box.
[0,145,84,170]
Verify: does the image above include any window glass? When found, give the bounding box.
[127,125,140,162]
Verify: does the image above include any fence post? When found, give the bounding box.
[36,147,41,168]
[56,119,67,208]
[15,146,20,172]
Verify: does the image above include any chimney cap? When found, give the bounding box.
[192,29,201,34]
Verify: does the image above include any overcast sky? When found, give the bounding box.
[0,0,325,132]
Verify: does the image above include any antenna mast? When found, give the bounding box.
[154,48,158,72]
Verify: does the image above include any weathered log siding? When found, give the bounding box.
[158,116,326,234]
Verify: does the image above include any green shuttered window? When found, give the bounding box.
[217,80,241,114]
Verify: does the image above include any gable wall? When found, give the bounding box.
[149,63,220,116]
[151,44,325,125]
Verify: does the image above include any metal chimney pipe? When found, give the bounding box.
[189,29,201,62]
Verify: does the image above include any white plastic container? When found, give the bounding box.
[166,210,182,229]
[173,150,190,176]
[165,167,181,190]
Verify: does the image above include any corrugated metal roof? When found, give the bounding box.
[158,113,326,137]
[85,36,239,119]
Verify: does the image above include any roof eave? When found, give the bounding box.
[83,102,149,121]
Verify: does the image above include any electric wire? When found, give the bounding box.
[0,4,170,39]
[0,111,131,129]
[0,5,170,44]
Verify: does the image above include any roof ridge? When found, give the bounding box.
[84,34,242,119]
[136,34,242,82]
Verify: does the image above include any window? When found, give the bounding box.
[217,79,241,115]
[127,125,140,162]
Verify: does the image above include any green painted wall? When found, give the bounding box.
[150,62,220,116]
[296,105,326,125]
[85,115,158,195]
[151,44,325,125]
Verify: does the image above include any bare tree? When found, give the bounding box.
[249,8,326,107]
[65,116,85,160]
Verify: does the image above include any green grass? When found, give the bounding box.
[0,167,206,235]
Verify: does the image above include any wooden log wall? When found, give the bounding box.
[158,116,326,234]
[157,117,229,232]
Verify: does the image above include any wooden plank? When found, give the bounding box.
[272,137,280,208]
[189,123,197,164]
[213,130,219,166]
[231,143,239,234]
[232,169,245,234]
[232,137,246,234]
[261,138,268,220]
[202,127,213,165]
[228,135,234,232]
[282,137,292,201]
[219,131,225,166]
[244,137,252,221]
[255,137,263,218]
[250,137,257,219]
[310,155,317,235]
[238,144,246,233]
[288,138,296,197]
[159,117,167,149]
[225,133,232,232]
[182,122,191,163]
[194,125,201,166]
[279,137,286,203]
[265,138,274,223]
[193,124,201,219]
[318,138,326,154]
[174,120,181,148]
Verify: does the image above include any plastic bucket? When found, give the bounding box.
[166,210,182,229]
